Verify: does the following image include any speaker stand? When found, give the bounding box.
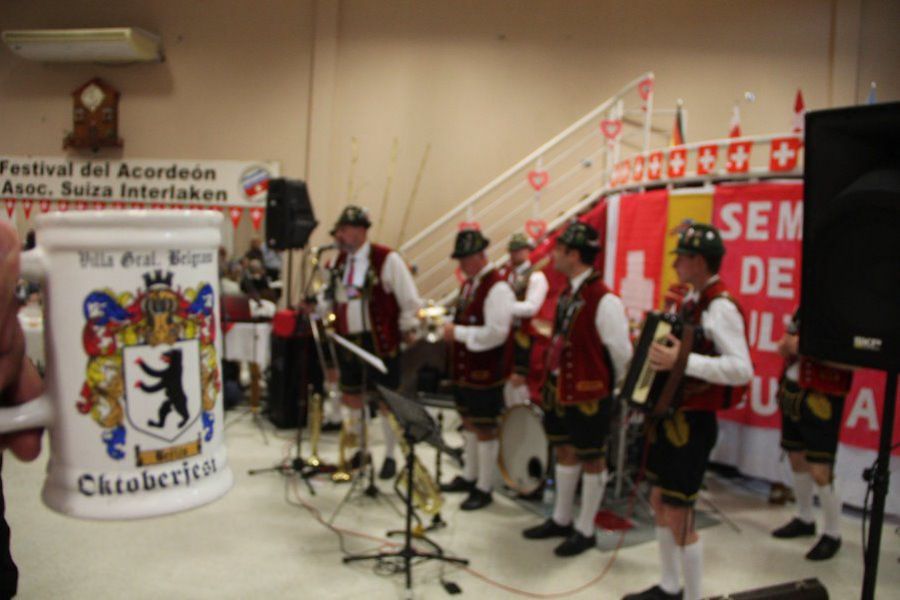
[861,370,897,600]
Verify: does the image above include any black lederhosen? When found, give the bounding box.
[335,332,400,395]
[0,458,18,599]
[454,384,504,428]
[511,327,532,376]
[646,409,718,507]
[778,378,845,465]
[542,375,612,461]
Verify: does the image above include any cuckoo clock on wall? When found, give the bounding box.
[63,77,123,151]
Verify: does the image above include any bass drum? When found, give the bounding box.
[498,405,548,496]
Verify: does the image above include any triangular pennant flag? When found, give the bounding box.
[57,200,69,212]
[112,201,126,210]
[39,199,52,213]
[670,102,685,147]
[250,207,265,230]
[792,89,805,134]
[75,200,89,211]
[866,82,877,105]
[93,201,106,210]
[729,103,742,138]
[22,199,34,219]
[4,199,15,218]
[229,206,243,228]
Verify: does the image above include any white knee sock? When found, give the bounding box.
[325,387,343,423]
[817,482,842,538]
[476,439,499,493]
[462,431,479,482]
[793,471,815,523]
[341,406,364,439]
[380,416,396,461]
[657,526,682,595]
[680,539,703,600]
[551,464,581,527]
[574,470,608,538]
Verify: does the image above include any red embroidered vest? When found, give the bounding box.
[550,273,614,406]
[333,243,401,356]
[680,279,750,411]
[451,269,507,388]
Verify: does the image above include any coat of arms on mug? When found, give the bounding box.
[78,269,220,470]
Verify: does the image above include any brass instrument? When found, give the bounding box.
[332,420,359,483]
[306,392,323,468]
[417,300,449,344]
[385,413,443,515]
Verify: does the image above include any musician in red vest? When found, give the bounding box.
[498,233,549,409]
[440,228,514,510]
[771,310,853,561]
[320,205,422,479]
[624,223,753,600]
[521,221,632,557]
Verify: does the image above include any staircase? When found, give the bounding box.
[400,71,802,304]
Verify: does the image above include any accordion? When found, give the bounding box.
[620,311,698,417]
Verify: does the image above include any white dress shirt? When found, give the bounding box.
[453,265,515,352]
[510,262,549,319]
[683,276,754,386]
[564,268,634,388]
[321,241,422,335]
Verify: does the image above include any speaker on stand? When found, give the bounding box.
[800,102,900,600]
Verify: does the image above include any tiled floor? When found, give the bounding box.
[5,407,899,599]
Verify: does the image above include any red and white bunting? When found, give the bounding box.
[632,155,645,181]
[726,141,753,173]
[112,201,126,210]
[75,200,89,211]
[769,137,801,172]
[696,144,719,175]
[151,203,166,210]
[21,199,34,219]
[646,151,664,180]
[667,148,687,178]
[39,199,52,213]
[229,206,243,229]
[3,199,15,218]
[93,201,105,210]
[249,207,265,230]
[57,200,69,212]
[130,202,144,209]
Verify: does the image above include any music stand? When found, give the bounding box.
[343,385,468,595]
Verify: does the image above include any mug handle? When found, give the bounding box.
[0,248,55,434]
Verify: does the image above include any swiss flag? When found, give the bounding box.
[667,148,687,178]
[250,207,265,231]
[696,144,719,175]
[632,155,645,181]
[57,200,69,212]
[112,201,126,210]
[3,199,14,218]
[646,151,664,180]
[39,199,52,213]
[229,206,243,229]
[726,141,753,173]
[93,201,106,210]
[21,199,34,219]
[792,89,805,135]
[729,104,742,138]
[618,159,631,185]
[75,200,89,211]
[769,137,801,172]
[130,202,144,209]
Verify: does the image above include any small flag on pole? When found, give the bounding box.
[670,101,685,147]
[792,89,805,135]
[729,103,742,138]
[866,82,877,105]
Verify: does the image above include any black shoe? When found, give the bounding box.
[522,518,573,540]
[553,531,596,557]
[378,457,397,480]
[806,534,841,561]
[460,488,492,511]
[440,476,475,493]
[321,421,342,433]
[622,584,683,600]
[349,450,370,470]
[772,517,816,539]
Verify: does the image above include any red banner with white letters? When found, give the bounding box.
[711,182,898,454]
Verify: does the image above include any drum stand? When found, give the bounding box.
[343,401,468,598]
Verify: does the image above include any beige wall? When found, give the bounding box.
[2,0,897,261]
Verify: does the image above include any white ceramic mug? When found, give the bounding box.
[0,210,234,519]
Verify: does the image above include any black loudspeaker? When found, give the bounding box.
[267,335,303,428]
[707,578,828,600]
[265,178,318,250]
[800,102,900,370]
